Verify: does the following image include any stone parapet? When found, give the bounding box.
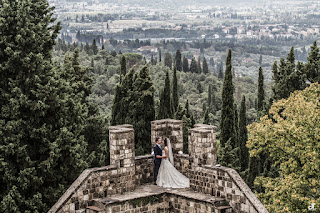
[151,119,183,156]
[189,124,217,167]
[189,165,268,213]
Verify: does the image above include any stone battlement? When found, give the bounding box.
[49,119,268,213]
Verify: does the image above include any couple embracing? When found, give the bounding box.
[153,137,190,188]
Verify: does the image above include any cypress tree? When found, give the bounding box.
[172,65,179,112]
[120,55,127,82]
[202,57,209,74]
[305,41,320,83]
[164,52,173,69]
[198,56,202,73]
[204,108,210,124]
[131,66,155,155]
[239,96,249,171]
[92,39,98,55]
[234,103,239,146]
[218,66,224,79]
[84,42,90,54]
[246,156,260,189]
[183,56,189,72]
[158,48,162,62]
[91,58,95,69]
[175,49,182,71]
[190,57,198,73]
[219,50,239,169]
[208,85,212,107]
[158,71,173,119]
[220,49,236,148]
[257,67,265,115]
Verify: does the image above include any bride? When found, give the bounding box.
[156,138,190,188]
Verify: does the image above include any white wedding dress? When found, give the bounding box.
[156,140,190,188]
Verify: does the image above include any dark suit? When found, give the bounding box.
[153,144,162,182]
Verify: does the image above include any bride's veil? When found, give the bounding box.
[167,138,174,165]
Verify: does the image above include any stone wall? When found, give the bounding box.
[151,119,183,155]
[189,124,217,167]
[134,154,154,185]
[189,165,268,213]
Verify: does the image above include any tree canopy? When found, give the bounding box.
[247,83,320,213]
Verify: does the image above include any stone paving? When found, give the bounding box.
[95,184,225,205]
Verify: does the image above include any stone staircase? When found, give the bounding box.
[85,184,233,213]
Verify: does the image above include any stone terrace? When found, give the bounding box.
[49,119,268,213]
[89,184,232,213]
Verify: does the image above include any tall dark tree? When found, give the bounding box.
[0,1,95,211]
[208,85,212,107]
[111,69,135,125]
[219,50,239,169]
[257,67,265,115]
[120,55,127,82]
[172,65,179,112]
[182,100,195,154]
[175,49,182,71]
[158,48,162,62]
[305,41,320,83]
[131,66,155,155]
[183,56,189,72]
[158,71,173,119]
[234,103,239,147]
[198,56,202,73]
[239,96,249,171]
[202,57,209,74]
[220,50,236,148]
[272,48,306,101]
[190,57,198,73]
[218,66,224,79]
[203,108,209,124]
[92,39,98,55]
[164,52,172,69]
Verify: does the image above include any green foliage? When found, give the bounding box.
[158,70,173,119]
[0,1,108,211]
[239,96,249,172]
[202,57,209,74]
[92,39,98,55]
[172,65,179,112]
[164,52,172,69]
[247,83,320,213]
[183,56,189,72]
[257,67,265,115]
[218,66,224,79]
[131,66,155,154]
[111,66,155,155]
[175,49,182,71]
[198,56,202,73]
[203,108,209,124]
[305,41,320,83]
[120,55,127,82]
[190,57,198,73]
[219,50,240,170]
[272,47,306,101]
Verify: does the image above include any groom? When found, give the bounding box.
[153,137,163,185]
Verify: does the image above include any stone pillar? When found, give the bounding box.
[151,119,183,154]
[109,124,135,191]
[188,124,217,168]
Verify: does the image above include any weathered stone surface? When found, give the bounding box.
[49,121,268,213]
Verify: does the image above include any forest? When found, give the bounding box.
[1,1,320,213]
